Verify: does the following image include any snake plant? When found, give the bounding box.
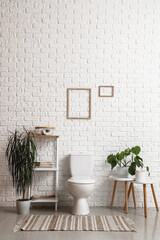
[6,129,36,200]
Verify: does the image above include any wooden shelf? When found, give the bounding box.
[30,135,59,138]
[30,197,58,203]
[34,167,58,171]
[35,127,55,129]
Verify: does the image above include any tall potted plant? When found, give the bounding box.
[6,129,36,214]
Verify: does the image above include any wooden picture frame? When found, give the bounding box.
[98,86,114,97]
[67,88,91,120]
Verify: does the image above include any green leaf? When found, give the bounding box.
[117,151,124,161]
[124,148,131,156]
[128,162,136,175]
[146,166,150,176]
[106,154,114,163]
[111,160,117,169]
[131,146,141,156]
[134,156,143,168]
[115,152,119,158]
[106,154,117,169]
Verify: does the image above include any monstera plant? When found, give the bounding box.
[106,146,150,177]
[6,129,36,214]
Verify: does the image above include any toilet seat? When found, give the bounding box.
[68,176,95,184]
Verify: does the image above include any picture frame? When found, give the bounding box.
[98,86,114,97]
[67,88,91,120]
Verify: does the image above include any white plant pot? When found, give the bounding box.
[117,167,129,178]
[135,171,146,183]
[16,200,30,215]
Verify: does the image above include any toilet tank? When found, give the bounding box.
[69,154,93,177]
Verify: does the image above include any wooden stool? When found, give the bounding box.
[128,181,159,218]
[110,177,135,214]
[110,176,159,218]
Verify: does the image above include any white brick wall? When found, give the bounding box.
[0,0,160,208]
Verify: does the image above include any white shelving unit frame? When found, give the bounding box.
[30,135,59,211]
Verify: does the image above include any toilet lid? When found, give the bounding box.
[68,176,95,184]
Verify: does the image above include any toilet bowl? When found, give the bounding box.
[67,154,95,215]
[67,177,95,215]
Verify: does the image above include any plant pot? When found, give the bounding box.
[16,199,30,214]
[135,171,146,182]
[117,167,129,178]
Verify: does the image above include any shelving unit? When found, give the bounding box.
[30,135,59,211]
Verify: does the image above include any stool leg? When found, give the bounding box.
[143,184,147,218]
[151,184,159,211]
[125,181,128,214]
[131,183,136,209]
[124,183,132,210]
[110,180,117,208]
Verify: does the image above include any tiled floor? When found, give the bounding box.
[0,206,159,240]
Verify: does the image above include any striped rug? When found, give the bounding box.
[14,215,136,232]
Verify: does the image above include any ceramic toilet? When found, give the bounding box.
[67,154,95,215]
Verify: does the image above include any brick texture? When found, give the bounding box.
[0,0,160,207]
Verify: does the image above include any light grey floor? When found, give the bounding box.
[0,206,159,240]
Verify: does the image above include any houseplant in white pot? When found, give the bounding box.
[6,129,36,214]
[128,146,150,180]
[106,146,150,178]
[106,148,131,178]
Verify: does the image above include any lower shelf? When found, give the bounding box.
[34,167,58,171]
[30,198,58,203]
